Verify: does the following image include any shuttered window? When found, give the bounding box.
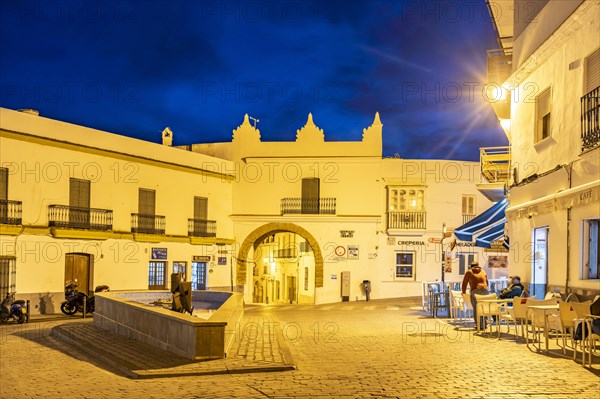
[585,47,600,94]
[138,189,156,215]
[0,257,16,299]
[535,87,552,143]
[462,195,475,215]
[301,178,320,214]
[194,196,208,220]
[0,167,7,201]
[69,178,90,208]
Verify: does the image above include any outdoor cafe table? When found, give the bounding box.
[474,298,513,334]
[526,304,559,351]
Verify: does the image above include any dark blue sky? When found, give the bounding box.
[1,0,508,160]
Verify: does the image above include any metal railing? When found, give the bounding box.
[486,48,513,86]
[131,213,165,235]
[462,214,476,224]
[280,198,336,215]
[387,211,426,229]
[480,146,511,183]
[581,86,600,152]
[0,200,22,225]
[187,218,217,237]
[48,205,113,230]
[274,247,297,258]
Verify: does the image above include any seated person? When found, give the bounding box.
[499,276,525,299]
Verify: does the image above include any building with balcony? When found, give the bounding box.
[484,0,600,298]
[1,107,504,310]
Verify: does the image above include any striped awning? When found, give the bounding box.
[455,198,509,249]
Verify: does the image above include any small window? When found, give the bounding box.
[583,219,599,279]
[462,195,476,215]
[457,253,476,275]
[535,87,552,143]
[395,252,415,280]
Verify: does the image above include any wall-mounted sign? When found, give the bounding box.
[151,248,167,260]
[397,241,426,246]
[340,230,354,238]
[347,245,359,260]
[193,255,211,262]
[331,274,337,280]
[455,242,474,247]
[368,253,378,259]
[218,257,227,265]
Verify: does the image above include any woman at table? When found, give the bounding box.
[461,261,489,329]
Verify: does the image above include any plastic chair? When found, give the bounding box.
[500,296,533,341]
[571,301,597,366]
[546,302,577,355]
[449,290,464,322]
[461,292,474,324]
[525,298,560,350]
[474,293,506,337]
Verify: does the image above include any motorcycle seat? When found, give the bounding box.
[12,300,26,305]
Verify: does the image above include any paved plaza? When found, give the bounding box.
[0,298,598,399]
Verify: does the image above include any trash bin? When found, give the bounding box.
[362,280,371,302]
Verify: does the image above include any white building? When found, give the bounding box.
[0,107,507,313]
[484,0,599,298]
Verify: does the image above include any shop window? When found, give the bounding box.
[395,252,415,280]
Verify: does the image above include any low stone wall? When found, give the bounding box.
[93,290,244,360]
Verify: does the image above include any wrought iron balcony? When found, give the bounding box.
[480,146,511,183]
[48,205,113,230]
[274,247,297,259]
[280,198,336,215]
[0,200,22,225]
[387,211,426,230]
[463,214,476,224]
[188,218,216,238]
[131,213,165,235]
[582,86,600,152]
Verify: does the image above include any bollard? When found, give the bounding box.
[26,300,30,323]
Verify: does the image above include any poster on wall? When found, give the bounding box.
[347,245,359,259]
[488,255,508,268]
[218,257,227,265]
[151,248,167,260]
[444,252,453,273]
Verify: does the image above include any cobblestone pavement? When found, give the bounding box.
[1,298,598,399]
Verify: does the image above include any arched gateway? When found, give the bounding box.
[236,222,324,288]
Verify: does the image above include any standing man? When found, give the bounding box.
[461,261,489,329]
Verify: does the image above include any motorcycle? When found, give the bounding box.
[60,280,109,316]
[0,292,27,324]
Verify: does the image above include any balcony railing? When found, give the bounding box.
[463,214,476,224]
[486,48,513,86]
[274,247,297,258]
[187,218,216,237]
[480,146,511,183]
[281,198,336,215]
[131,213,165,235]
[48,205,113,230]
[387,211,426,230]
[581,86,600,152]
[0,200,22,225]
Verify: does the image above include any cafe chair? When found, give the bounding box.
[461,292,474,326]
[449,290,464,322]
[500,296,533,341]
[571,301,597,366]
[546,302,577,355]
[474,293,506,337]
[525,298,559,350]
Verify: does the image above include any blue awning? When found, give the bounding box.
[454,198,509,249]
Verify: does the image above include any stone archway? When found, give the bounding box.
[236,222,323,288]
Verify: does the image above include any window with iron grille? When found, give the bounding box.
[583,219,599,280]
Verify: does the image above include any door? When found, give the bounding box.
[65,253,92,295]
[69,178,90,228]
[138,189,156,233]
[287,276,297,304]
[192,261,207,290]
[148,261,167,290]
[301,178,320,214]
[532,227,549,299]
[172,261,187,281]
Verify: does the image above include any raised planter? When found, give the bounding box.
[93,290,244,360]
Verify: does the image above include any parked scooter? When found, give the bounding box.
[0,292,27,323]
[60,280,109,315]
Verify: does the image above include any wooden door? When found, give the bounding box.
[69,178,90,228]
[301,178,320,214]
[148,261,167,290]
[65,254,91,294]
[138,189,156,233]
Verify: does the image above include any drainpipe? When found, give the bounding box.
[562,163,574,293]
